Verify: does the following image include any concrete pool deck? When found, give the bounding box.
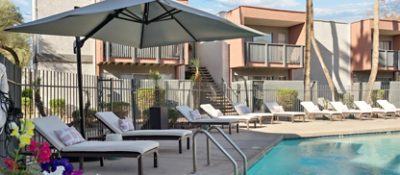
[73,118,400,175]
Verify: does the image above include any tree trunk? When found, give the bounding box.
[311,37,337,100]
[364,0,380,102]
[0,43,21,66]
[304,0,313,101]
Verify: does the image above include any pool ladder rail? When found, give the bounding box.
[192,126,248,175]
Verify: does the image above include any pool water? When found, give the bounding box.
[248,133,400,175]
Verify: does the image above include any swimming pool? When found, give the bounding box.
[248,133,400,175]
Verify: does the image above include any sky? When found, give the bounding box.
[11,0,375,23]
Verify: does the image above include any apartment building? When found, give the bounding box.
[32,0,98,75]
[351,19,400,82]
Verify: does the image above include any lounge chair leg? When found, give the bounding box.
[187,137,190,150]
[100,157,104,167]
[236,123,239,133]
[254,121,256,128]
[138,156,143,175]
[179,139,182,154]
[153,152,158,168]
[247,122,249,130]
[229,124,232,134]
[79,157,84,169]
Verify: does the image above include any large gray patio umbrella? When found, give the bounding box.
[6,0,263,137]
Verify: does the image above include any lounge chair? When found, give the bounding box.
[33,116,159,175]
[354,101,396,118]
[376,100,400,116]
[264,101,306,122]
[330,101,372,120]
[300,101,343,120]
[200,104,259,129]
[176,105,240,134]
[95,112,192,154]
[233,103,273,124]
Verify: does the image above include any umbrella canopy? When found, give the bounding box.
[6,0,263,48]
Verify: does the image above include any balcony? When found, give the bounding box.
[104,42,184,64]
[377,50,400,70]
[246,42,304,68]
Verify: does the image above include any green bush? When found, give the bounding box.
[71,108,98,127]
[22,88,33,99]
[106,101,130,118]
[137,88,165,115]
[168,108,180,127]
[276,88,298,111]
[371,90,385,107]
[21,97,33,116]
[49,98,65,116]
[342,93,354,108]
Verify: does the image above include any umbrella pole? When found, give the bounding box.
[75,37,86,139]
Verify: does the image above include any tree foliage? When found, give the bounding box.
[0,0,30,67]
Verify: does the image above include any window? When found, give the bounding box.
[253,33,272,43]
[379,41,392,50]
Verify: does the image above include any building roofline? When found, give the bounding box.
[351,18,400,24]
[314,19,349,25]
[226,5,305,14]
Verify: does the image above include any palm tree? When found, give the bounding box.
[304,0,313,101]
[305,0,338,101]
[363,0,380,102]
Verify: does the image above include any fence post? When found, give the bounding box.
[156,46,161,64]
[110,79,113,111]
[105,42,110,62]
[283,44,287,67]
[265,43,269,66]
[132,47,137,63]
[131,79,137,129]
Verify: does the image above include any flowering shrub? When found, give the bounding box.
[1,119,82,175]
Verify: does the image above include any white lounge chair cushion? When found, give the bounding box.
[301,102,321,112]
[95,112,123,134]
[264,102,285,113]
[62,140,159,154]
[189,118,239,123]
[234,104,251,115]
[272,112,305,117]
[34,116,71,150]
[200,104,223,117]
[122,129,192,137]
[245,113,273,117]
[217,115,258,121]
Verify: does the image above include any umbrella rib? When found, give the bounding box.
[147,9,181,23]
[140,3,150,48]
[120,11,142,22]
[157,1,197,41]
[80,9,123,46]
[116,16,142,23]
[123,8,143,21]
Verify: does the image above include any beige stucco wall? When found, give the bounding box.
[293,20,351,92]
[35,0,97,75]
[196,41,229,85]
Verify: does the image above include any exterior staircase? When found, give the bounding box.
[185,66,236,114]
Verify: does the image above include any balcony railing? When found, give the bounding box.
[378,50,399,69]
[105,42,184,62]
[246,42,304,66]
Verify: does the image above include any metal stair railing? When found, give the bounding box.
[192,127,248,175]
[207,126,247,175]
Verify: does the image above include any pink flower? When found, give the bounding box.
[27,139,37,152]
[37,141,51,163]
[4,157,17,170]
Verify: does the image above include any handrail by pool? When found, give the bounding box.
[207,126,248,175]
[192,128,239,175]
